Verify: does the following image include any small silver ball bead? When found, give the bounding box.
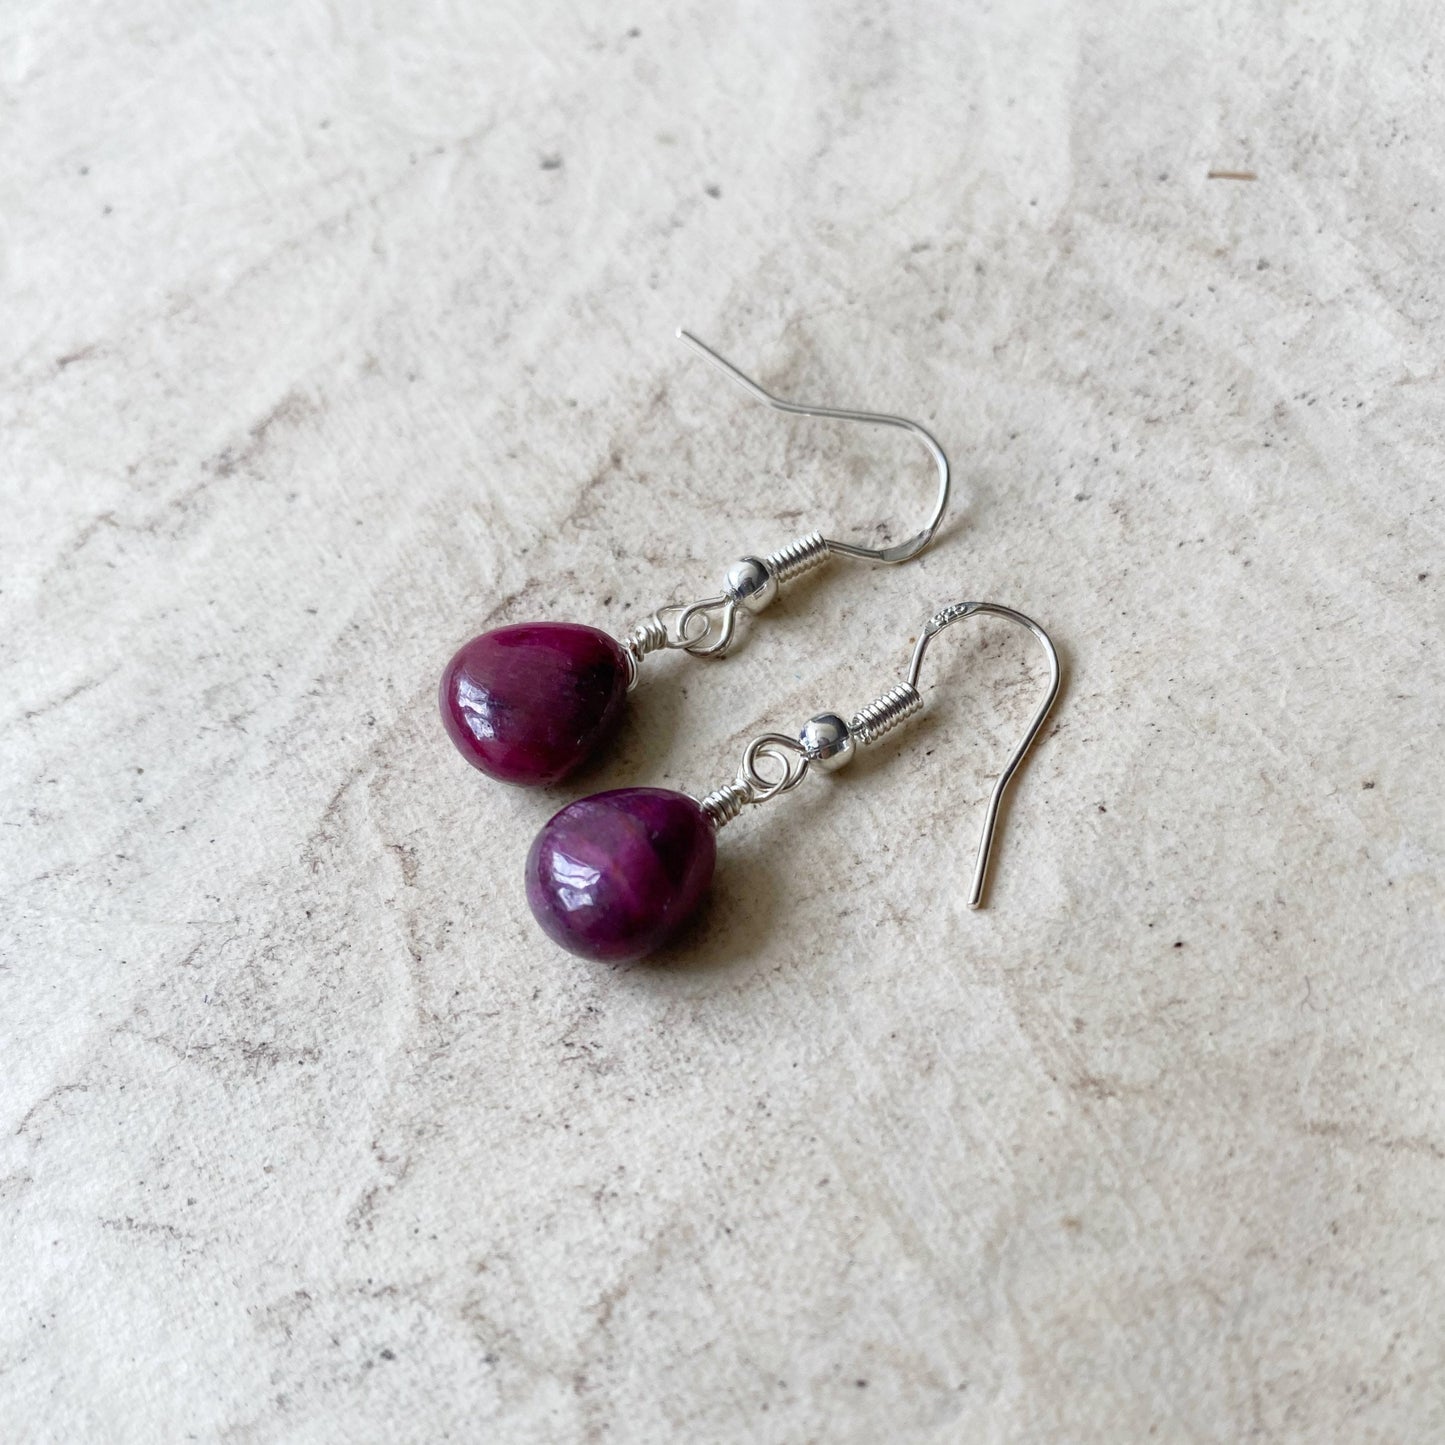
[723,556,778,613]
[799,713,855,772]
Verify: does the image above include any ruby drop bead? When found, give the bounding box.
[526,788,717,962]
[439,623,629,787]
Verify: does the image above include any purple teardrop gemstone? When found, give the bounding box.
[526,788,717,962]
[440,623,629,786]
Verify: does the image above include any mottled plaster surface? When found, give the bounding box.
[3,2,1444,1440]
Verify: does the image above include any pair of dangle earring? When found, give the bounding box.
[439,331,951,787]
[526,601,1061,962]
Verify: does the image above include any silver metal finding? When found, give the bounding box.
[903,602,1061,908]
[698,732,809,824]
[623,331,951,674]
[676,331,951,564]
[697,601,1061,911]
[798,713,854,772]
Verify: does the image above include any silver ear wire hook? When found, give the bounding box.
[698,602,1060,911]
[904,602,1061,908]
[675,330,951,564]
[620,331,952,678]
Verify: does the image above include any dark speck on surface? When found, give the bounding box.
[705,184,721,198]
[540,153,563,170]
[380,1348,396,1361]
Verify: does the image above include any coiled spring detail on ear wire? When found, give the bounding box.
[850,683,923,746]
[763,530,829,586]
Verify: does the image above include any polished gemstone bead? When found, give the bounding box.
[439,623,629,786]
[526,788,716,962]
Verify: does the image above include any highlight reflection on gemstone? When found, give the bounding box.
[526,788,716,962]
[439,622,629,786]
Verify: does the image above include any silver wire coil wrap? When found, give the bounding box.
[624,614,668,659]
[699,781,751,828]
[762,530,830,586]
[699,733,810,828]
[621,614,669,689]
[850,683,924,746]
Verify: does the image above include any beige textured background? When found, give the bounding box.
[4,2,1444,1440]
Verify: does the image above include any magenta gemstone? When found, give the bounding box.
[440,623,629,786]
[526,788,717,962]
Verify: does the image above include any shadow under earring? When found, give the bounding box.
[439,329,951,787]
[525,601,1061,963]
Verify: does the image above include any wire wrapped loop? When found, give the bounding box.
[666,596,738,655]
[623,533,827,675]
[741,733,810,799]
[623,594,739,676]
[699,733,810,828]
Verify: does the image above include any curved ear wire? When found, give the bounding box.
[676,329,951,564]
[907,602,1061,909]
[697,597,1062,911]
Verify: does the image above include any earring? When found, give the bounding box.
[439,330,951,786]
[525,600,1061,963]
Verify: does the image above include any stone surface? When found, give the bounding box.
[439,622,630,786]
[526,788,717,963]
[4,3,1445,1442]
